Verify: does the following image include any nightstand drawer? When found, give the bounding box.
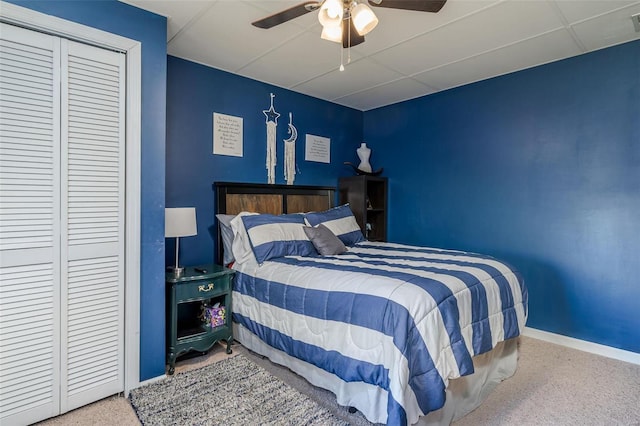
[175,275,230,300]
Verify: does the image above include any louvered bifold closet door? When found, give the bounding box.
[0,23,125,425]
[0,23,62,426]
[60,39,125,413]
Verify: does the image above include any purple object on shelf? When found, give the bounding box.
[204,306,226,328]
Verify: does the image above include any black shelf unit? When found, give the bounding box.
[339,176,388,242]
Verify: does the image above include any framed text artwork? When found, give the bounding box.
[213,112,243,157]
[305,134,330,163]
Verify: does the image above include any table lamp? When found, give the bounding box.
[165,207,197,276]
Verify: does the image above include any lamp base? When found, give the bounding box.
[166,266,184,277]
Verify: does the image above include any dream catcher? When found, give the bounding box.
[263,93,280,184]
[284,113,297,185]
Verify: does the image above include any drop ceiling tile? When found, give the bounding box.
[570,3,640,51]
[553,0,639,24]
[371,0,566,76]
[293,58,404,101]
[414,28,582,91]
[350,0,500,56]
[239,32,362,89]
[167,1,309,72]
[334,77,437,111]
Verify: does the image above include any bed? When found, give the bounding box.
[213,182,528,426]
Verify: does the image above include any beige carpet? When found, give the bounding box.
[36,336,640,425]
[454,337,640,426]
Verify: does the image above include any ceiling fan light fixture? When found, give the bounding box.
[318,0,344,27]
[321,24,343,43]
[352,2,378,35]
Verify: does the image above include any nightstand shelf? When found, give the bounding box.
[166,264,235,375]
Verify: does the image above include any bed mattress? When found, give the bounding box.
[232,241,527,425]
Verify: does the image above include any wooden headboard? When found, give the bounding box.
[213,181,336,264]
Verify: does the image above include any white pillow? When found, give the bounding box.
[230,212,259,265]
[215,214,236,266]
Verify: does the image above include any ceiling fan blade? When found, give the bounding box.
[342,15,365,48]
[252,1,320,29]
[369,0,447,13]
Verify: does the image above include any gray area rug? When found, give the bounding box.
[129,354,348,425]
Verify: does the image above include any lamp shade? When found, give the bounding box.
[165,207,197,238]
[352,3,378,35]
[321,24,343,43]
[318,0,343,27]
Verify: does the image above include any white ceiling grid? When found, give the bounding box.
[121,0,640,111]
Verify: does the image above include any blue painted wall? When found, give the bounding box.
[166,56,363,267]
[7,0,168,380]
[364,40,640,354]
[8,1,638,387]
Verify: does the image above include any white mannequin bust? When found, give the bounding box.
[357,142,372,173]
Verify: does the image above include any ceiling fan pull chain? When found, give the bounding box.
[347,11,352,65]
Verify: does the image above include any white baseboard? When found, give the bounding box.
[523,327,640,366]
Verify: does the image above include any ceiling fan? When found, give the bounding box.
[252,0,447,49]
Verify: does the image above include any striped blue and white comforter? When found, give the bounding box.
[232,242,528,425]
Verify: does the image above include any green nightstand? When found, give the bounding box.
[165,264,234,375]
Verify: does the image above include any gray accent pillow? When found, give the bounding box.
[216,214,236,266]
[303,224,347,256]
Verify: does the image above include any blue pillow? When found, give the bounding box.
[304,204,365,246]
[241,213,315,263]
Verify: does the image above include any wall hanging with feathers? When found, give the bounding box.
[284,113,298,185]
[263,93,280,184]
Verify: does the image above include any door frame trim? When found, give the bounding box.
[0,1,142,395]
